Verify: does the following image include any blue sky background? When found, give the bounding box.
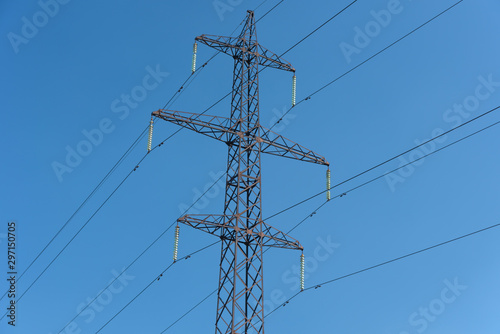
[1,0,500,333]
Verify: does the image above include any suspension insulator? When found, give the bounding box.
[191,42,198,73]
[173,225,180,262]
[147,117,154,152]
[292,74,297,106]
[300,253,305,291]
[326,169,331,201]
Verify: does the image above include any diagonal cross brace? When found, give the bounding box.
[177,214,303,251]
[152,10,330,334]
[152,109,329,166]
[196,34,295,72]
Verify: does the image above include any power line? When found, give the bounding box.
[264,219,500,319]
[185,0,469,228]
[158,1,470,330]
[280,0,359,56]
[273,118,500,240]
[154,0,467,325]
[161,0,282,115]
[53,3,282,331]
[0,51,223,307]
[0,74,216,320]
[0,124,148,304]
[265,105,500,221]
[12,0,461,305]
[159,289,218,333]
[95,241,220,333]
[176,0,361,134]
[256,0,284,23]
[35,0,467,329]
[157,115,500,332]
[254,0,270,12]
[56,171,226,333]
[0,151,153,324]
[1,10,254,313]
[268,0,464,133]
[12,81,227,318]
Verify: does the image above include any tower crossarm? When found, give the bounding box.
[195,35,294,72]
[154,10,327,334]
[152,109,237,143]
[178,215,302,251]
[153,110,329,166]
[195,34,242,57]
[259,127,330,166]
[177,214,229,235]
[260,222,303,250]
[256,44,295,72]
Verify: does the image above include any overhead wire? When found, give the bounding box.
[95,241,220,333]
[266,0,464,134]
[56,171,226,333]
[265,105,500,222]
[68,2,297,331]
[0,3,254,314]
[0,151,151,323]
[37,0,470,330]
[51,2,276,331]
[155,1,469,330]
[0,124,149,303]
[159,289,218,333]
[279,0,358,56]
[156,0,468,230]
[264,219,500,319]
[0,56,218,306]
[159,0,362,136]
[158,112,500,332]
[256,0,284,23]
[254,0,271,13]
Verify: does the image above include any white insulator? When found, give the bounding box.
[300,253,305,291]
[147,118,154,152]
[292,74,297,106]
[191,42,198,73]
[326,169,331,201]
[173,225,180,262]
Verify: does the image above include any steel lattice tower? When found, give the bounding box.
[151,10,329,333]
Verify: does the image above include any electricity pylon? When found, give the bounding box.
[151,10,329,334]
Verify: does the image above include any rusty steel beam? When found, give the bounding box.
[153,110,328,166]
[152,10,328,334]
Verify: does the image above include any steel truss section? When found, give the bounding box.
[152,10,329,334]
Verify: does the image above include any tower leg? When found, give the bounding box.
[216,237,265,334]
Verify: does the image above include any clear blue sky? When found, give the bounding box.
[1,0,500,333]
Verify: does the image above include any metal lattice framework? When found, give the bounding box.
[152,10,329,334]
